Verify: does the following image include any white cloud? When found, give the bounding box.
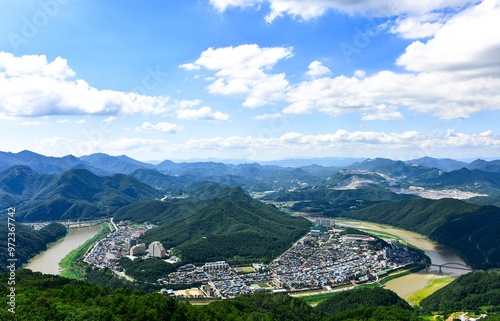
[135,121,182,133]
[361,104,404,121]
[178,63,200,71]
[104,116,117,123]
[182,44,293,107]
[56,118,86,124]
[176,99,202,108]
[284,70,500,119]
[210,0,476,23]
[396,0,500,74]
[179,129,500,158]
[252,113,283,120]
[390,14,446,39]
[0,52,173,117]
[176,106,230,121]
[306,61,331,78]
[37,136,170,157]
[354,70,366,78]
[210,0,264,12]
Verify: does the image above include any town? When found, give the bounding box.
[83,218,420,299]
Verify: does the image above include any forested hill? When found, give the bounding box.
[115,185,311,264]
[341,198,500,269]
[420,269,500,314]
[0,166,162,222]
[0,223,67,272]
[0,269,425,320]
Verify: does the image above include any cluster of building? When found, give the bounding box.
[84,223,158,269]
[158,222,419,299]
[82,218,419,300]
[268,230,413,290]
[162,261,272,298]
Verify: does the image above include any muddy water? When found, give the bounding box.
[335,219,470,299]
[25,225,100,275]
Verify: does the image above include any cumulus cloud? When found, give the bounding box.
[37,136,170,157]
[390,14,446,39]
[176,106,230,121]
[306,61,332,78]
[178,63,200,71]
[284,71,500,119]
[184,1,500,120]
[179,129,500,158]
[396,0,500,74]
[210,0,476,23]
[181,44,292,107]
[0,52,172,117]
[135,121,182,133]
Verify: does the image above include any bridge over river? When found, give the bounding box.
[417,262,473,273]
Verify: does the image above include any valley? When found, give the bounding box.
[1,151,500,320]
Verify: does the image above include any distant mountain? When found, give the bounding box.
[408,157,467,172]
[466,159,500,173]
[0,167,162,222]
[0,150,85,174]
[129,168,191,193]
[414,168,500,197]
[259,157,366,167]
[348,158,432,178]
[80,153,155,174]
[342,198,500,269]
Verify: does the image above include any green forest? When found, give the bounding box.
[115,186,311,264]
[2,270,499,320]
[0,270,419,320]
[340,198,500,269]
[0,222,67,273]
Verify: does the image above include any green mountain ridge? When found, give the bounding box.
[340,198,500,269]
[116,186,311,264]
[4,269,499,320]
[0,167,162,222]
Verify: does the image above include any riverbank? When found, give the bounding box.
[60,223,109,279]
[25,225,101,276]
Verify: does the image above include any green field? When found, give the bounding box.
[60,223,109,279]
[407,277,454,306]
[240,266,255,273]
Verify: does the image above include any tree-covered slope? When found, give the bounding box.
[0,269,427,321]
[0,167,162,222]
[341,198,500,269]
[142,199,311,264]
[0,223,67,272]
[420,269,500,314]
[315,287,420,321]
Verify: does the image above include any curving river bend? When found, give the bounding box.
[26,220,469,300]
[336,219,470,299]
[25,225,101,275]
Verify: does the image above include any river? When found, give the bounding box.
[25,225,101,275]
[335,219,470,300]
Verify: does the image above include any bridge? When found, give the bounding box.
[417,262,473,273]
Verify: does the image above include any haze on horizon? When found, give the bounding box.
[1,0,500,162]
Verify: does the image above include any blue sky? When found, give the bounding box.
[1,0,499,162]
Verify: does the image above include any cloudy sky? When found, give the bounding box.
[1,0,499,162]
